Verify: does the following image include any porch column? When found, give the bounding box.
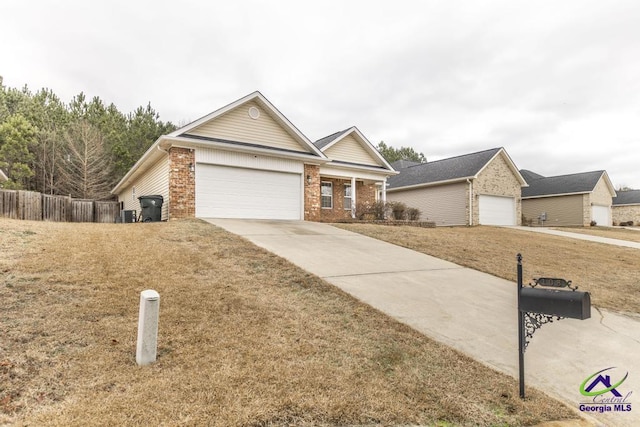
[381,178,387,203]
[351,176,356,218]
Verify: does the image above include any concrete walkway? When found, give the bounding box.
[505,226,640,250]
[204,219,640,427]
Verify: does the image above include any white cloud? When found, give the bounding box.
[1,0,639,187]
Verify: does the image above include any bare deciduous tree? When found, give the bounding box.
[57,120,114,200]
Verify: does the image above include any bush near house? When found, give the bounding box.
[355,201,422,222]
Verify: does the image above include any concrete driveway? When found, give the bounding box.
[203,219,640,427]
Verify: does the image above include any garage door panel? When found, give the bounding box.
[592,205,610,226]
[196,164,301,219]
[479,195,516,226]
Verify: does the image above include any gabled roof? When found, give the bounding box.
[112,92,329,194]
[313,126,395,171]
[170,91,325,158]
[522,170,615,198]
[387,147,525,190]
[520,169,545,183]
[0,169,7,182]
[391,159,423,170]
[314,129,351,150]
[613,189,640,206]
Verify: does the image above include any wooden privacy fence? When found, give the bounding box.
[0,190,120,223]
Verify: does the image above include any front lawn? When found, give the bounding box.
[0,218,578,426]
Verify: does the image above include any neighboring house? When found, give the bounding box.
[612,190,640,225]
[0,169,7,186]
[521,170,616,226]
[111,91,396,221]
[386,147,527,226]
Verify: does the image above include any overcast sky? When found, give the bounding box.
[2,0,639,188]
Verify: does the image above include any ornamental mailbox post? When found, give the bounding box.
[517,253,591,398]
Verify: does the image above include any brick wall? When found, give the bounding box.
[304,164,320,221]
[317,177,376,221]
[613,205,640,225]
[168,147,195,219]
[474,153,523,225]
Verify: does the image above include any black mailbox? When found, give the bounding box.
[519,287,591,320]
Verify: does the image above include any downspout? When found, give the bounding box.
[467,178,473,226]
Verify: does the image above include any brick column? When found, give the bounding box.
[168,147,195,219]
[304,164,320,221]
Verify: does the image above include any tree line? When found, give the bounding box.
[0,76,176,199]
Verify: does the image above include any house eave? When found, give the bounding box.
[522,191,590,200]
[168,135,329,164]
[387,176,474,192]
[111,136,169,194]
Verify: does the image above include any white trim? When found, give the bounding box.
[476,148,528,187]
[320,126,396,172]
[350,177,356,218]
[168,91,326,158]
[388,176,475,193]
[321,181,333,209]
[522,191,592,200]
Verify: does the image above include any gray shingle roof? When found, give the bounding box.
[390,159,422,170]
[520,169,545,183]
[521,170,606,198]
[387,147,502,189]
[314,129,351,149]
[613,189,640,205]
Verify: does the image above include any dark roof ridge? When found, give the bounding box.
[540,169,606,179]
[405,147,502,169]
[313,128,352,149]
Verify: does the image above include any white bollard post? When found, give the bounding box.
[136,289,160,366]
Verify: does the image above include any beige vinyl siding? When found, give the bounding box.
[188,101,307,153]
[387,183,467,226]
[324,134,381,166]
[117,157,170,220]
[522,194,583,226]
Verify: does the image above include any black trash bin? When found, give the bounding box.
[138,195,164,222]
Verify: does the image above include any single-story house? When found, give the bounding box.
[612,189,640,225]
[386,147,527,226]
[520,170,616,226]
[111,91,397,221]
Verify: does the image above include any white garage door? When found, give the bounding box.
[195,164,302,219]
[592,205,610,226]
[479,195,516,225]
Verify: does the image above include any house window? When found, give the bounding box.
[321,181,333,208]
[344,183,352,210]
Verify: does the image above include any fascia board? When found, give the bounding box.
[167,136,328,164]
[476,148,528,187]
[387,177,473,192]
[168,91,326,159]
[322,126,395,171]
[111,136,167,194]
[522,191,590,199]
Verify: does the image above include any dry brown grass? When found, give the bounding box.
[334,224,640,315]
[553,226,640,243]
[0,218,579,426]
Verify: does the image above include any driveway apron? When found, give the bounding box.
[204,219,640,426]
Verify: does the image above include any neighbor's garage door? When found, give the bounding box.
[592,205,611,226]
[195,164,302,219]
[479,195,516,225]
